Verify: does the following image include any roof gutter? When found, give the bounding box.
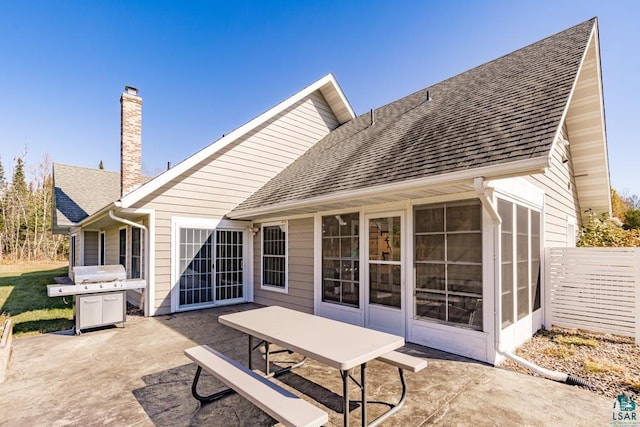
[474,177,589,387]
[231,156,550,219]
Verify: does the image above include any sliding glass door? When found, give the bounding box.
[176,225,245,309]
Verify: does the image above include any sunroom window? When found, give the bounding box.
[322,213,359,307]
[499,198,542,328]
[414,200,483,330]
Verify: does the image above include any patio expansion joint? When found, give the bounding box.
[417,367,491,426]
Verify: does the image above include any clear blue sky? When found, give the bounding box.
[1,1,639,196]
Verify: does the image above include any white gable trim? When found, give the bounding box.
[120,73,355,209]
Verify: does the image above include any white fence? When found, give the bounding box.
[545,247,640,342]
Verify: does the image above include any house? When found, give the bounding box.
[53,18,610,364]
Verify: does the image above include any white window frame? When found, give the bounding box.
[118,226,128,275]
[261,221,288,293]
[70,234,77,267]
[99,231,106,265]
[130,225,143,279]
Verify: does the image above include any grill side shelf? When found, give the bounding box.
[47,279,146,297]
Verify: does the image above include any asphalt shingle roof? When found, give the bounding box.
[233,18,595,214]
[53,163,121,229]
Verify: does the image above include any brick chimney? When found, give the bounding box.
[120,86,142,196]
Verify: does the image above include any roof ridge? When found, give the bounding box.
[54,162,119,174]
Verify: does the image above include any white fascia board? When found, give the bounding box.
[119,73,355,209]
[549,21,597,165]
[230,156,550,219]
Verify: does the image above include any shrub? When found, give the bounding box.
[578,212,640,247]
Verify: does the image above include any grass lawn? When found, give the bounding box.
[0,262,74,336]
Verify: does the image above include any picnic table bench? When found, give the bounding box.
[184,345,328,427]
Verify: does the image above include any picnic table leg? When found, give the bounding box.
[361,363,367,427]
[363,367,409,427]
[248,335,253,370]
[340,369,350,427]
[265,341,271,376]
[191,366,236,403]
[341,363,369,427]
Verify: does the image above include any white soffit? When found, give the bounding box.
[562,21,611,219]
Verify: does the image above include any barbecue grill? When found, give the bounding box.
[47,265,146,334]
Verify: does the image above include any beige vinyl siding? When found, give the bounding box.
[83,231,99,265]
[526,124,580,246]
[133,92,338,315]
[253,217,315,313]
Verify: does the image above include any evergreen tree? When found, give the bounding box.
[12,157,27,194]
[0,156,5,188]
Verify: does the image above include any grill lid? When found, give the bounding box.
[73,265,127,283]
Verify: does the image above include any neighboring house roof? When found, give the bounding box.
[52,163,154,233]
[231,18,604,219]
[52,163,121,233]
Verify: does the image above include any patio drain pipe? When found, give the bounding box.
[109,210,148,314]
[473,177,590,388]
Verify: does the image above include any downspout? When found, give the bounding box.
[473,177,589,387]
[109,210,148,315]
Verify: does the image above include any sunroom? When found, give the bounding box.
[233,174,546,364]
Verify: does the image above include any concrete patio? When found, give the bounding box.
[1,303,612,426]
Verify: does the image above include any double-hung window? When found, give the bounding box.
[262,223,287,291]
